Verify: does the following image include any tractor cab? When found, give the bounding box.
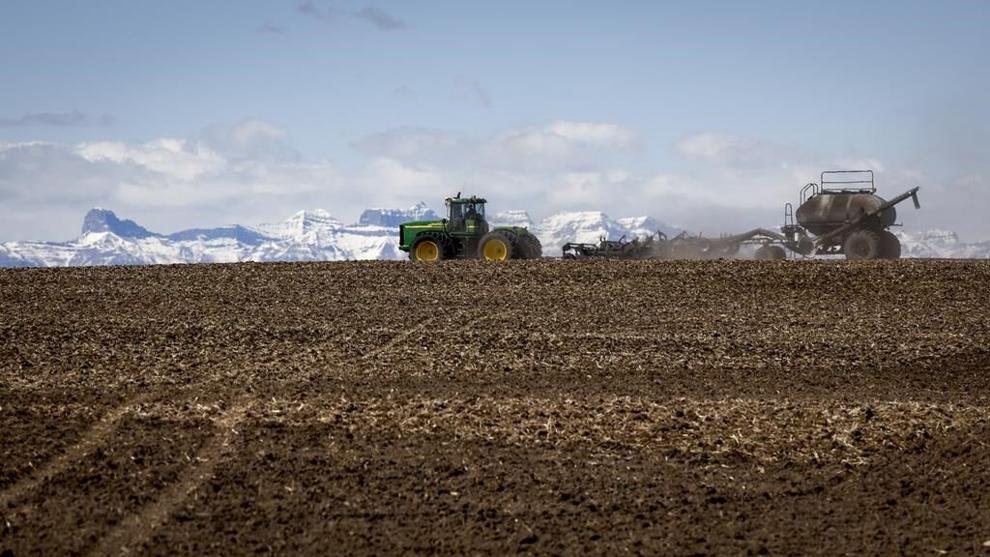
[445,194,489,237]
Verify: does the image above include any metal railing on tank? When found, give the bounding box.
[820,170,875,193]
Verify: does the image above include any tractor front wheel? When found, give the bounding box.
[479,231,515,261]
[411,235,448,262]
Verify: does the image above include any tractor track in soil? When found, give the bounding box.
[92,398,252,556]
[1,259,990,555]
[0,393,151,511]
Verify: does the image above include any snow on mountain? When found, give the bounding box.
[534,212,625,255]
[166,225,271,245]
[615,216,682,241]
[0,206,426,267]
[251,209,410,261]
[1,206,985,267]
[532,212,681,255]
[491,210,534,229]
[255,209,342,240]
[895,229,990,259]
[0,244,32,267]
[359,202,439,227]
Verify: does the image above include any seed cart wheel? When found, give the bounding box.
[843,230,883,260]
[879,230,902,260]
[754,245,786,260]
[479,231,515,261]
[794,237,816,256]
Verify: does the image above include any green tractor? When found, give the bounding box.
[399,194,543,261]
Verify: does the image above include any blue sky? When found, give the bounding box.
[1,0,989,240]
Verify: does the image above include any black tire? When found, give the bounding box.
[410,233,452,262]
[879,230,902,260]
[792,236,816,256]
[517,234,543,259]
[843,230,883,260]
[478,230,516,261]
[754,245,787,260]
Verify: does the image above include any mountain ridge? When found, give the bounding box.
[0,206,987,267]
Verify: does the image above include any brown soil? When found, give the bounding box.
[2,259,989,555]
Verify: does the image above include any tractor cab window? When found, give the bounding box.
[465,203,484,220]
[449,203,464,222]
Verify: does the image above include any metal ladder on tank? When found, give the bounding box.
[799,182,819,205]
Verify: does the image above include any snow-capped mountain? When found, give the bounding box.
[491,210,535,229]
[358,202,439,227]
[532,212,681,255]
[0,206,420,267]
[1,206,986,267]
[894,229,990,259]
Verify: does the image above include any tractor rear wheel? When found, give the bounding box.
[410,234,451,262]
[517,234,543,259]
[479,231,515,261]
[879,230,902,260]
[754,245,786,260]
[844,230,883,260]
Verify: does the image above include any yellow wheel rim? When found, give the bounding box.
[482,238,509,261]
[415,240,440,261]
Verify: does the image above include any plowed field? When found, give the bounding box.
[2,260,990,555]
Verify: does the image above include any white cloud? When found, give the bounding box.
[481,121,639,171]
[674,132,739,160]
[76,139,226,181]
[674,132,806,176]
[546,121,639,149]
[1,121,982,243]
[0,122,345,240]
[200,120,297,161]
[358,157,452,204]
[352,121,639,173]
[484,127,576,166]
[350,127,473,165]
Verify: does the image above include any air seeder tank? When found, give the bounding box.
[795,190,897,236]
[779,170,921,260]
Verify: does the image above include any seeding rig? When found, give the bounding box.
[562,170,921,260]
